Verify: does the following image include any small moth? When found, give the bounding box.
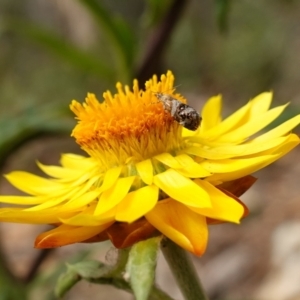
[155,92,201,131]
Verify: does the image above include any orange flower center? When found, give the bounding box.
[70,73,186,169]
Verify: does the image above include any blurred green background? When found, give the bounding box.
[0,0,300,299]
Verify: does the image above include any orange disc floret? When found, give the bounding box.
[70,73,186,167]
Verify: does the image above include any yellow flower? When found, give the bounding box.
[0,71,299,256]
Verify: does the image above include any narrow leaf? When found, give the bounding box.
[55,268,81,298]
[67,260,111,278]
[8,20,114,80]
[79,0,136,77]
[55,260,112,298]
[215,0,230,33]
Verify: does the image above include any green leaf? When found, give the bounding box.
[79,0,136,80]
[126,237,161,300]
[54,251,173,299]
[106,248,130,277]
[143,0,172,27]
[0,103,73,166]
[67,260,112,278]
[0,254,27,300]
[7,19,114,80]
[54,268,81,298]
[55,260,112,297]
[215,0,231,33]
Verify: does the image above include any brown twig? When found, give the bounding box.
[135,0,188,83]
[23,249,53,283]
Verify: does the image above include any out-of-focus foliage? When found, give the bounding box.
[0,0,299,299]
[214,0,230,33]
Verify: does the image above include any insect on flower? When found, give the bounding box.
[154,92,202,131]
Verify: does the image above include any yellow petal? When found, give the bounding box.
[136,159,153,185]
[153,169,211,208]
[26,177,102,211]
[0,196,44,205]
[235,136,291,156]
[60,189,102,210]
[201,155,275,173]
[37,162,83,180]
[247,92,272,119]
[154,153,181,168]
[200,95,222,132]
[200,100,252,139]
[0,208,75,224]
[175,154,211,177]
[63,167,120,206]
[35,223,112,248]
[65,171,98,187]
[251,114,300,142]
[185,136,290,160]
[115,185,158,222]
[217,134,299,181]
[146,199,208,256]
[60,153,95,169]
[64,176,99,201]
[60,206,116,226]
[94,176,136,215]
[200,93,272,139]
[208,135,294,184]
[182,127,197,137]
[24,186,81,211]
[264,134,299,159]
[216,103,288,143]
[4,172,64,196]
[26,177,99,211]
[204,155,278,182]
[190,180,244,223]
[60,213,114,226]
[99,166,122,192]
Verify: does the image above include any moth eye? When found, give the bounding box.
[178,103,186,111]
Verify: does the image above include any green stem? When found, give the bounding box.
[107,248,130,276]
[161,238,209,300]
